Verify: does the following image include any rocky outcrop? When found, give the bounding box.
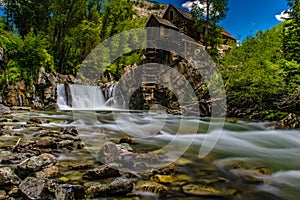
[2,71,75,110]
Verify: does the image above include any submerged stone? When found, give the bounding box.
[135,180,168,195]
[82,164,120,180]
[252,167,271,175]
[119,136,137,145]
[34,166,59,178]
[36,138,57,149]
[14,153,56,179]
[14,156,44,179]
[85,182,110,198]
[182,184,237,197]
[97,142,121,164]
[109,177,134,195]
[151,163,178,175]
[61,184,86,199]
[0,153,33,164]
[151,174,175,183]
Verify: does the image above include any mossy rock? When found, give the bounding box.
[252,167,271,175]
[182,184,237,197]
[135,180,168,195]
[151,174,174,183]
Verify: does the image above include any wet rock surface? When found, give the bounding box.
[19,177,69,200]
[83,164,120,180]
[0,167,21,186]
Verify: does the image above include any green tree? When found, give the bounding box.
[3,0,51,36]
[191,0,229,57]
[220,24,288,116]
[283,0,300,63]
[2,0,148,77]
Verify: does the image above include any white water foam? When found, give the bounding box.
[57,84,113,110]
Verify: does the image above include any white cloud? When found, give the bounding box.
[275,10,290,22]
[182,1,206,12]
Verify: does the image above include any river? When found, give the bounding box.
[1,109,299,199]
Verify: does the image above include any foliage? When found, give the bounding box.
[283,0,300,63]
[1,0,149,78]
[220,22,300,115]
[191,0,229,58]
[0,19,53,85]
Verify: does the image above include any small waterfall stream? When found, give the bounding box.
[57,83,111,110]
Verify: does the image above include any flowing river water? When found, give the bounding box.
[1,109,300,200]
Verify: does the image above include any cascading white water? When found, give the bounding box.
[57,84,110,110]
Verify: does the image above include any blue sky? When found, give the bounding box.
[155,0,290,41]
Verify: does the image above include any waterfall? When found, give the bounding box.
[57,84,109,110]
[18,94,23,107]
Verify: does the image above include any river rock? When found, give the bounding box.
[36,138,58,149]
[39,153,57,167]
[34,166,59,178]
[14,153,56,179]
[108,177,134,194]
[61,184,86,199]
[61,127,78,136]
[82,164,120,180]
[19,177,69,200]
[59,134,80,141]
[0,104,11,114]
[28,118,43,124]
[252,167,271,175]
[12,140,41,155]
[97,142,121,164]
[151,163,178,175]
[0,190,6,200]
[182,184,237,197]
[119,136,137,145]
[85,183,110,198]
[14,156,44,179]
[135,180,168,196]
[150,174,175,184]
[57,140,75,149]
[0,153,33,164]
[230,169,264,183]
[0,167,21,186]
[85,177,133,198]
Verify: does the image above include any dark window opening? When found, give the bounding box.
[170,11,174,21]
